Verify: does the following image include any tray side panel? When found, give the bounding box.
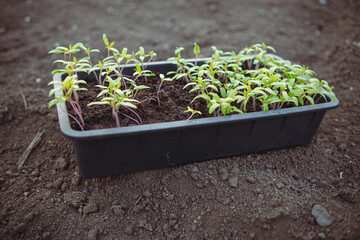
[73,110,327,178]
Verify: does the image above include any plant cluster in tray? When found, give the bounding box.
[49,35,336,130]
[169,43,336,116]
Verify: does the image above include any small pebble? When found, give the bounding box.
[269,197,281,207]
[143,190,151,197]
[112,206,124,216]
[55,158,69,170]
[35,77,42,83]
[192,166,199,172]
[228,177,238,187]
[319,0,327,5]
[249,232,256,239]
[87,228,97,240]
[14,223,26,233]
[132,205,142,213]
[246,176,256,184]
[24,212,35,222]
[42,231,51,239]
[71,176,81,186]
[220,170,229,181]
[169,213,177,220]
[196,182,205,188]
[52,178,63,189]
[257,9,267,17]
[318,232,326,239]
[338,143,347,152]
[64,191,86,208]
[163,43,170,49]
[71,24,78,31]
[107,7,114,13]
[83,203,98,214]
[312,204,332,226]
[165,194,174,201]
[308,231,316,240]
[125,225,133,235]
[24,16,31,23]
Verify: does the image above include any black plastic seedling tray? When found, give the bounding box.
[53,58,339,178]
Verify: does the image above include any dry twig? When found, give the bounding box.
[17,129,46,169]
[18,84,28,112]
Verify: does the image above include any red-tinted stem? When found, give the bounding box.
[67,112,84,131]
[139,98,157,104]
[314,94,323,104]
[112,107,120,128]
[60,104,84,131]
[119,111,140,125]
[157,80,164,108]
[122,105,142,125]
[69,99,84,126]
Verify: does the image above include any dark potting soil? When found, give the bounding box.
[68,74,323,131]
[68,76,211,130]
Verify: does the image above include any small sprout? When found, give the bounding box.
[184,106,202,120]
[156,74,173,108]
[193,43,200,65]
[48,75,87,131]
[87,77,141,127]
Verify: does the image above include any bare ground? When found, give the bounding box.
[0,0,359,239]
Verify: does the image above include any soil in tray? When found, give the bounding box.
[67,73,323,131]
[68,75,212,130]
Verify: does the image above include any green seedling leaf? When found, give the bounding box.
[193,43,200,56]
[221,103,231,115]
[117,101,138,109]
[305,95,315,105]
[48,98,60,108]
[220,87,227,98]
[103,33,109,46]
[209,103,220,114]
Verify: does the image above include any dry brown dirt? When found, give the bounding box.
[0,0,359,239]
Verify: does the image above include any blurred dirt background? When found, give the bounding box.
[0,0,360,239]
